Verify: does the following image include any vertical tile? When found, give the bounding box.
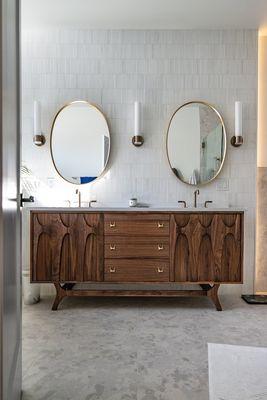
[21,28,257,294]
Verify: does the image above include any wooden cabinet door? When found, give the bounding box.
[31,213,103,283]
[170,213,243,283]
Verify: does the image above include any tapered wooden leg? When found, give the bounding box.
[207,284,222,311]
[52,283,66,311]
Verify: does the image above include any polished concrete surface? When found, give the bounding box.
[22,295,267,400]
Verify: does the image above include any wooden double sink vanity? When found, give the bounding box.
[34,100,241,311]
[30,208,243,311]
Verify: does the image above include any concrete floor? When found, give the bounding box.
[22,295,267,400]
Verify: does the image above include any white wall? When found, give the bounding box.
[21,29,258,294]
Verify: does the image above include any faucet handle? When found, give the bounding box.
[204,200,213,208]
[89,200,97,208]
[178,201,187,208]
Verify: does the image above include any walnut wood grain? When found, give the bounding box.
[51,283,222,311]
[104,259,169,282]
[104,213,169,236]
[170,213,243,283]
[31,212,103,282]
[104,213,170,221]
[105,236,170,258]
[30,210,243,311]
[207,284,222,311]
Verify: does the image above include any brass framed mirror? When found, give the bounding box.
[166,101,226,186]
[50,100,110,185]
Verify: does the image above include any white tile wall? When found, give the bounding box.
[21,29,258,294]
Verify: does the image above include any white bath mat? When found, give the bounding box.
[208,343,267,400]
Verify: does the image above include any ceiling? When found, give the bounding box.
[21,0,267,31]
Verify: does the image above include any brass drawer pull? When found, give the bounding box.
[157,267,164,273]
[157,222,164,228]
[109,222,116,228]
[110,244,116,250]
[158,244,164,250]
[109,266,116,273]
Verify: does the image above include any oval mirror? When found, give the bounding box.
[51,101,110,185]
[166,101,226,185]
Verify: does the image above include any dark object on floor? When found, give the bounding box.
[242,294,267,304]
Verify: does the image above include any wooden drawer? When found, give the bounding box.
[104,259,169,282]
[104,213,170,236]
[105,236,169,258]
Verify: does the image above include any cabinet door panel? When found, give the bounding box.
[31,213,103,282]
[171,213,243,283]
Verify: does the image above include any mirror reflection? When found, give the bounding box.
[51,101,110,185]
[167,102,226,185]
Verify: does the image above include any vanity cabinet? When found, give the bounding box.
[170,213,242,283]
[30,210,243,311]
[31,212,103,283]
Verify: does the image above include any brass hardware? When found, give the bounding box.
[157,267,164,273]
[231,135,243,147]
[178,200,187,208]
[109,222,116,228]
[157,222,164,228]
[194,189,200,208]
[33,134,46,146]
[132,135,144,147]
[89,200,97,208]
[75,189,81,207]
[158,244,164,250]
[204,200,213,208]
[110,244,116,250]
[109,266,116,273]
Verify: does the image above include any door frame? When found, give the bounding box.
[0,0,21,399]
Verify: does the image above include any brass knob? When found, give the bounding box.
[158,244,164,250]
[109,222,116,228]
[109,266,116,273]
[110,244,116,250]
[157,267,164,273]
[157,222,164,228]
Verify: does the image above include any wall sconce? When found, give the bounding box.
[132,101,144,147]
[33,100,46,146]
[231,101,243,147]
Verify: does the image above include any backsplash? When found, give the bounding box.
[21,29,257,293]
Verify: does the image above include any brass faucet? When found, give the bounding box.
[193,189,200,208]
[204,200,213,208]
[89,200,97,208]
[75,189,81,207]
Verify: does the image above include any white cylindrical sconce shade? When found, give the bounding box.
[235,101,242,137]
[33,100,41,135]
[132,101,144,147]
[33,100,45,146]
[134,101,141,135]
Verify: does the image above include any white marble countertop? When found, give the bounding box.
[28,206,245,213]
